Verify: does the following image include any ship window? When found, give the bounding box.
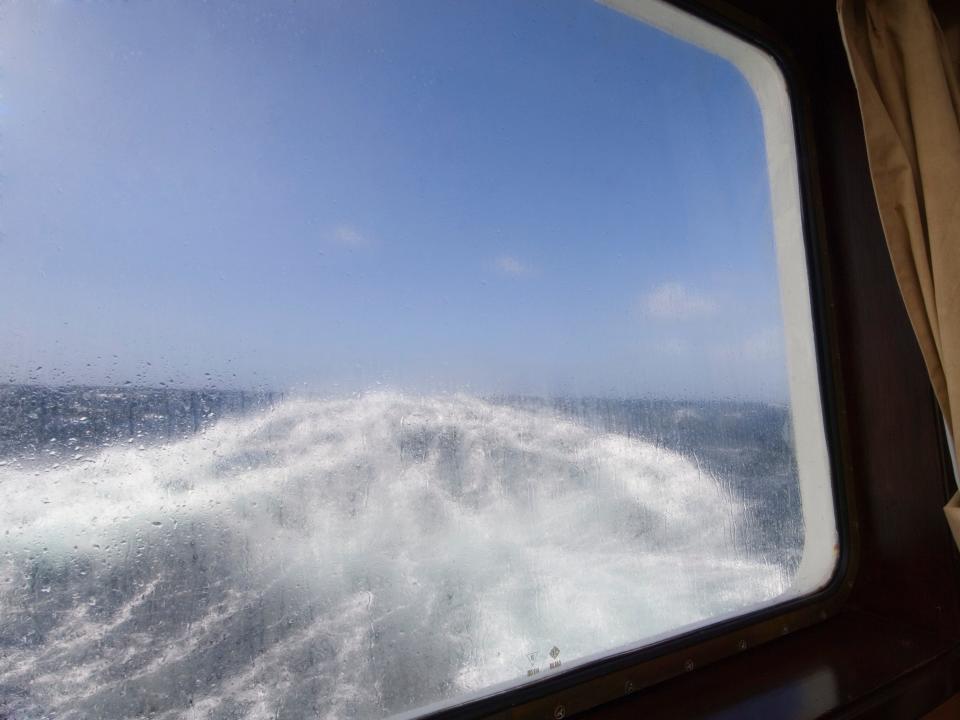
[0,0,837,717]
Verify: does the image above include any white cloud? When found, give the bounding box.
[494,255,529,276]
[642,282,717,320]
[711,327,784,363]
[330,224,371,248]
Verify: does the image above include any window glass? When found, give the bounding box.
[0,1,836,717]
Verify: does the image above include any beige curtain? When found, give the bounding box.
[837,0,960,545]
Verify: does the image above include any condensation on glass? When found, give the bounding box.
[0,0,836,717]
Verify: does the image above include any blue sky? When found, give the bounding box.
[0,0,789,400]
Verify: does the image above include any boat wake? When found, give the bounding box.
[0,393,791,719]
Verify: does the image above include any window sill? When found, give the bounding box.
[577,610,960,719]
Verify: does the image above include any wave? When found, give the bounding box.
[0,392,791,719]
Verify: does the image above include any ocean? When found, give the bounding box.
[0,385,803,719]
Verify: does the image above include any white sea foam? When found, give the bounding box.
[0,393,790,718]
